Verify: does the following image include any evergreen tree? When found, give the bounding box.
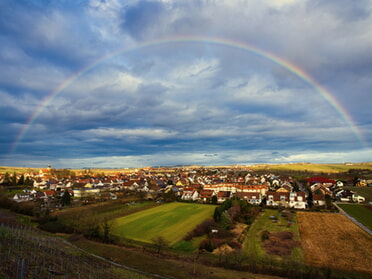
[325,194,332,210]
[24,176,33,186]
[11,172,17,186]
[17,174,25,185]
[61,190,71,206]
[211,195,218,205]
[2,172,11,186]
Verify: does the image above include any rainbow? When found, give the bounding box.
[7,36,367,157]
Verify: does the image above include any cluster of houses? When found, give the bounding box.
[2,165,368,209]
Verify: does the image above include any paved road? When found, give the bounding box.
[334,203,372,236]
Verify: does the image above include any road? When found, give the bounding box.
[333,202,372,236]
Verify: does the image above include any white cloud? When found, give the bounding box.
[84,127,178,140]
[11,148,370,169]
[170,58,219,80]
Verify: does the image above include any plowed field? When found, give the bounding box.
[297,212,372,274]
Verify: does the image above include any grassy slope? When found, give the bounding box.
[244,209,303,262]
[71,237,284,279]
[338,203,372,230]
[250,162,372,173]
[0,209,151,279]
[112,202,216,246]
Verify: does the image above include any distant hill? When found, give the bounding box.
[1,162,371,175]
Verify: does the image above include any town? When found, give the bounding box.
[1,163,371,279]
[3,164,369,211]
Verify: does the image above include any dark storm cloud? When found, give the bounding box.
[121,0,167,40]
[0,0,371,168]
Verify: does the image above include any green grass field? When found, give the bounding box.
[112,202,216,246]
[244,209,303,262]
[338,203,372,230]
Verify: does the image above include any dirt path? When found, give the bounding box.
[334,202,372,235]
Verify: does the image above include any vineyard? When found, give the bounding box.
[0,211,152,279]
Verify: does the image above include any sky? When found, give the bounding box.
[1,0,372,169]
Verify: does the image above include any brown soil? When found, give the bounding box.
[297,211,372,274]
[263,231,300,257]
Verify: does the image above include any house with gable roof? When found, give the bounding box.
[288,192,307,209]
[313,194,326,206]
[217,191,232,203]
[198,190,214,203]
[235,192,262,205]
[181,187,199,201]
[13,193,32,203]
[266,191,289,207]
[266,191,307,209]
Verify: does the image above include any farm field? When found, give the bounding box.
[244,209,303,261]
[297,212,372,275]
[337,203,372,230]
[250,162,372,173]
[112,202,216,246]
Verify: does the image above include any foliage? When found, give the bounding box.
[324,194,333,210]
[199,238,223,252]
[151,235,169,255]
[183,218,217,241]
[1,172,11,186]
[220,211,232,230]
[17,174,24,185]
[214,198,260,225]
[211,195,218,205]
[261,230,270,242]
[102,218,112,243]
[61,190,71,206]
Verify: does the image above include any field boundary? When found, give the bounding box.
[334,203,372,235]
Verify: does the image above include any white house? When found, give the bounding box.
[13,193,31,202]
[352,194,365,203]
[288,192,307,209]
[73,188,100,198]
[181,188,199,201]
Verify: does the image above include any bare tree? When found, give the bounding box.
[151,236,169,256]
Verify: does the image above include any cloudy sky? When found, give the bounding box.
[1,0,371,168]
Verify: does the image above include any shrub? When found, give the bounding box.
[228,240,242,250]
[183,218,217,241]
[261,230,270,242]
[199,238,223,252]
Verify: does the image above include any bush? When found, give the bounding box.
[183,218,217,241]
[199,238,223,252]
[261,230,270,241]
[228,240,242,250]
[39,219,67,233]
